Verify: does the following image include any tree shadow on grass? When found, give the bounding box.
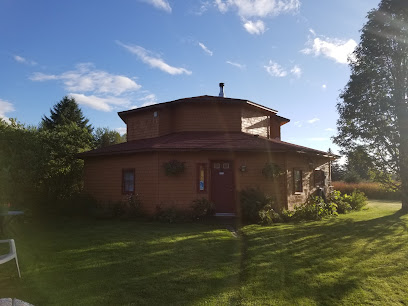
[240,209,408,305]
[0,220,240,305]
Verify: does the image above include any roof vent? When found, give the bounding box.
[218,82,225,98]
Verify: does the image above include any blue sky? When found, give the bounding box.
[0,0,378,154]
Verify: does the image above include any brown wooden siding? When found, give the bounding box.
[83,153,159,212]
[84,151,290,214]
[126,111,160,141]
[172,104,242,133]
[270,115,281,139]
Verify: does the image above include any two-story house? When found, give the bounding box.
[79,84,335,215]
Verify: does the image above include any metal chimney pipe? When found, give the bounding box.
[218,82,225,97]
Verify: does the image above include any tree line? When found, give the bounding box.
[0,96,125,210]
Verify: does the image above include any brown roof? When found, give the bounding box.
[118,95,290,124]
[78,131,336,158]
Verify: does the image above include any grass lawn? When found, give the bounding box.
[239,200,408,305]
[1,200,408,305]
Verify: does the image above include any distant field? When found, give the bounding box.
[1,200,407,305]
[333,181,401,200]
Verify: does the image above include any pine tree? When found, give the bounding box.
[42,96,92,133]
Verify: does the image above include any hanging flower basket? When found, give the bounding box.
[262,162,284,179]
[163,160,186,176]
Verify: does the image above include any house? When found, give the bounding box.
[79,83,336,215]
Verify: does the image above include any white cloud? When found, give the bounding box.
[142,0,171,13]
[325,128,335,131]
[13,55,37,66]
[243,19,265,35]
[307,118,320,124]
[226,61,245,69]
[0,99,15,123]
[265,61,302,78]
[30,63,144,112]
[69,93,130,112]
[215,0,300,18]
[215,0,229,13]
[264,60,287,77]
[301,33,357,64]
[117,41,192,75]
[198,42,213,56]
[193,1,211,15]
[294,121,302,127]
[214,0,299,35]
[140,93,158,106]
[309,28,316,36]
[290,65,302,78]
[30,63,141,96]
[115,127,127,135]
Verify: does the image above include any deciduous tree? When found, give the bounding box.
[334,0,408,210]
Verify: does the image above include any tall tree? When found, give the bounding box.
[93,127,126,149]
[41,97,94,200]
[42,96,92,133]
[334,0,408,210]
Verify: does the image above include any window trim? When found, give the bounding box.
[122,168,135,195]
[293,169,303,193]
[196,163,207,193]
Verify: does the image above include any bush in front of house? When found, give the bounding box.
[258,204,282,225]
[342,190,368,211]
[327,190,352,214]
[86,194,143,220]
[291,196,338,221]
[154,205,191,223]
[239,187,277,224]
[191,198,214,220]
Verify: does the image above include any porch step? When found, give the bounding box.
[215,213,236,217]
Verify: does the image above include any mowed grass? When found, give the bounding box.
[0,220,240,305]
[239,200,408,305]
[1,200,408,305]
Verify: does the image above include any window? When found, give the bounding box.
[197,163,207,192]
[122,169,135,194]
[293,169,303,193]
[314,170,325,187]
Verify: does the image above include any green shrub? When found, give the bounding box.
[280,209,294,222]
[258,204,282,225]
[240,187,276,224]
[122,194,142,218]
[343,190,368,211]
[327,190,351,214]
[191,198,214,220]
[292,196,337,221]
[336,201,352,214]
[154,205,189,223]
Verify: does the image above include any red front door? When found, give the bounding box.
[210,161,235,213]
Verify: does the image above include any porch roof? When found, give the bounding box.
[78,132,338,158]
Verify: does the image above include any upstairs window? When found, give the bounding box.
[293,169,303,193]
[122,169,135,194]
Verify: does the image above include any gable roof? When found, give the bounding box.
[78,131,337,158]
[118,95,290,124]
